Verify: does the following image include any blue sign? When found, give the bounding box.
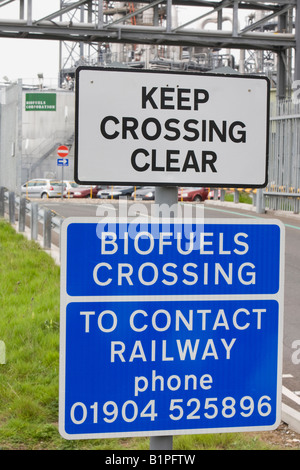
[59,218,284,439]
[57,158,69,166]
[65,220,281,297]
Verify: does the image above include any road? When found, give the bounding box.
[40,198,300,430]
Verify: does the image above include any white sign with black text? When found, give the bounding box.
[75,67,269,188]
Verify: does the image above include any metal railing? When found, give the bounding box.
[264,187,300,214]
[0,184,298,261]
[0,187,63,251]
[265,98,300,213]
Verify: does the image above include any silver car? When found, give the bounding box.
[21,179,65,198]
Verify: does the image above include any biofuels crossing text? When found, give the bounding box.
[92,229,255,289]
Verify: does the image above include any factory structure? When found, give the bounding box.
[58,1,289,89]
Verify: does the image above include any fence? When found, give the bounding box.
[0,187,62,262]
[0,184,265,259]
[264,98,300,213]
[210,98,300,214]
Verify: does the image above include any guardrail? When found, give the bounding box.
[0,187,63,251]
[264,190,300,214]
[215,187,300,214]
[1,185,299,252]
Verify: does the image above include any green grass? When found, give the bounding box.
[0,219,286,450]
[224,191,253,204]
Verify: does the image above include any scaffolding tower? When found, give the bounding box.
[56,0,297,98]
[0,0,299,98]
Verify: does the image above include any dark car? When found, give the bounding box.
[131,186,155,200]
[97,186,140,199]
[178,187,208,202]
[64,181,99,198]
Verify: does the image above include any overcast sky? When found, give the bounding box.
[0,1,60,85]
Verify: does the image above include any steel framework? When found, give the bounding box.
[0,0,299,96]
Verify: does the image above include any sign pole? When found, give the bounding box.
[149,185,178,451]
[61,164,64,200]
[154,186,178,214]
[57,145,69,200]
[150,434,173,451]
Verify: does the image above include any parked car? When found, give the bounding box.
[64,181,99,198]
[97,186,140,199]
[178,187,208,202]
[131,186,155,200]
[21,179,65,198]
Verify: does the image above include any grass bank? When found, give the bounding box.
[224,191,253,204]
[0,219,289,450]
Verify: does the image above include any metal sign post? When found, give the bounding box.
[57,154,69,200]
[150,185,178,451]
[61,164,64,201]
